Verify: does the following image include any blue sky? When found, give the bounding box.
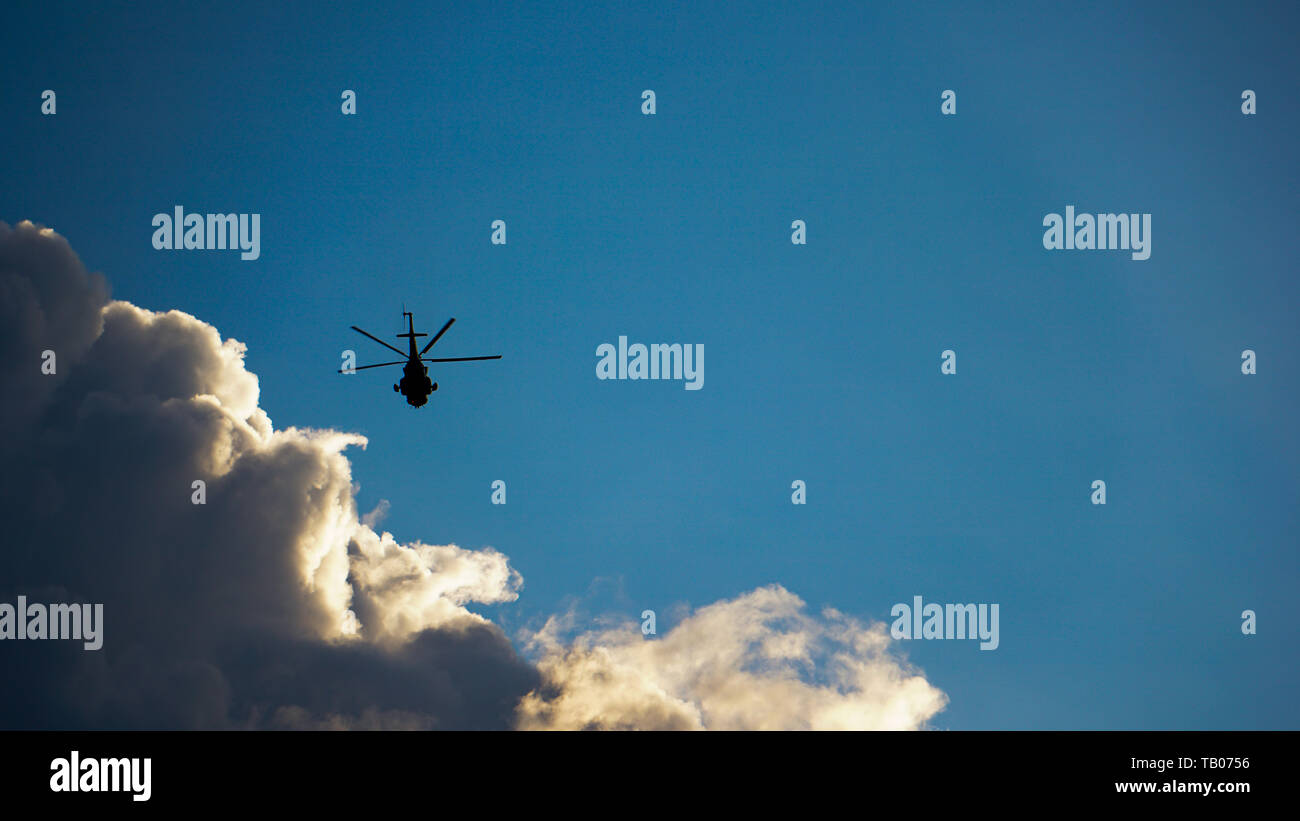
[3,0,1297,728]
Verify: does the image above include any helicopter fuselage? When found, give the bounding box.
[394,358,436,407]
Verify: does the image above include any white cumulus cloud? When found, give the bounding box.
[517,585,948,730]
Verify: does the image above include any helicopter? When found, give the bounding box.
[341,310,501,407]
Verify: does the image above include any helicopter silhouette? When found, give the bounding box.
[342,311,501,407]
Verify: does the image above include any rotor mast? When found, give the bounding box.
[396,310,427,359]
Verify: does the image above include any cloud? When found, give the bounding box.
[0,220,945,730]
[517,585,948,730]
[361,499,391,528]
[0,220,536,729]
[0,221,107,432]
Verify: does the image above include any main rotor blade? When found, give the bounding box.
[419,317,456,355]
[351,326,407,357]
[340,360,406,372]
[421,355,502,363]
